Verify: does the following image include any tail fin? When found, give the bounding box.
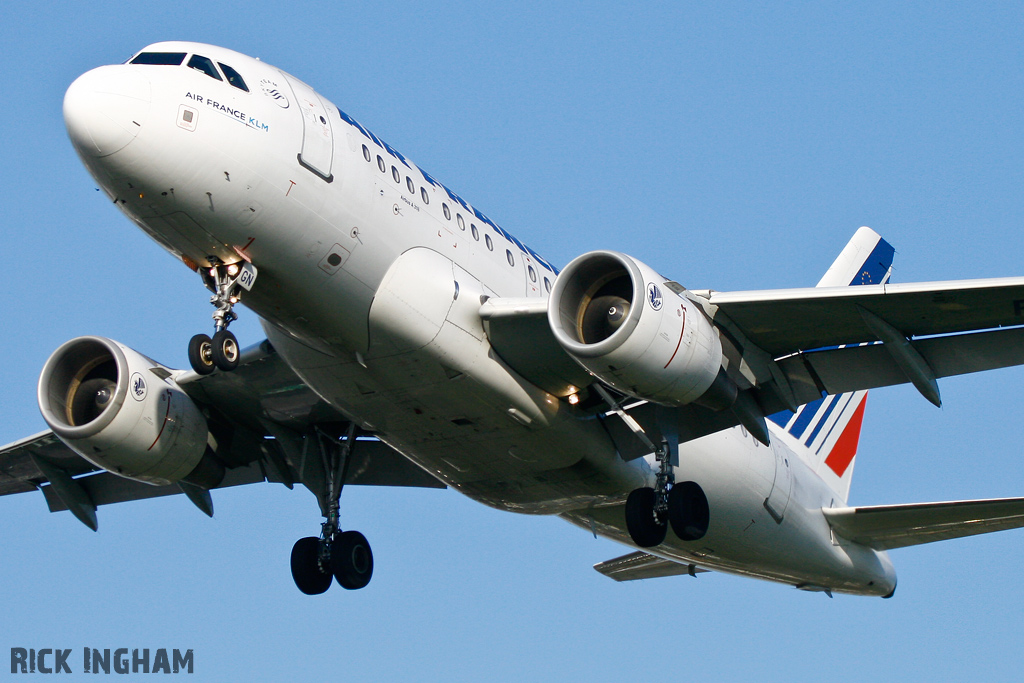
[767,227,894,503]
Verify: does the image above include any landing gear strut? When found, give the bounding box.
[289,424,374,594]
[187,259,256,375]
[592,384,711,547]
[624,439,673,547]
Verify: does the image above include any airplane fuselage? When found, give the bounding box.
[63,42,896,596]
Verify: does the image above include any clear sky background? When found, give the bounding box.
[2,2,1024,680]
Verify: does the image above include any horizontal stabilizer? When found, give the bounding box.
[823,497,1024,550]
[593,551,709,581]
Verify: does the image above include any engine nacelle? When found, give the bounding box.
[38,336,212,486]
[548,251,734,408]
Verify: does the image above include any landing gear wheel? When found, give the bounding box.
[187,334,216,375]
[668,481,710,541]
[625,487,667,548]
[290,537,332,595]
[211,330,240,371]
[330,530,374,590]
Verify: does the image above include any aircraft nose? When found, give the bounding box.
[64,66,151,157]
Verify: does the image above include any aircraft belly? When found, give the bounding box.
[264,319,648,514]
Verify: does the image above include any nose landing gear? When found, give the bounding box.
[187,259,256,375]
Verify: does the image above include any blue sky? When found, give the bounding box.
[3,2,1024,680]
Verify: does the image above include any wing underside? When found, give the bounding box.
[0,342,444,529]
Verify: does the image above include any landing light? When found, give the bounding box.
[568,393,580,405]
[227,264,239,276]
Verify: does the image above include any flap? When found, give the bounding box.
[823,498,1024,550]
[779,327,1024,401]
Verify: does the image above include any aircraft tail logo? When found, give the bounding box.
[767,227,893,502]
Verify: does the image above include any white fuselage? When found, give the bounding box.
[64,41,896,596]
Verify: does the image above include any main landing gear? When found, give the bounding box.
[187,259,256,375]
[289,424,374,594]
[624,441,710,548]
[592,385,712,549]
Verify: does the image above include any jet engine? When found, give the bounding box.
[38,336,218,486]
[548,251,736,409]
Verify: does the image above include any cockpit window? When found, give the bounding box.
[218,63,249,92]
[130,52,187,66]
[187,54,223,81]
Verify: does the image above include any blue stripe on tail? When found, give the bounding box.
[767,231,894,437]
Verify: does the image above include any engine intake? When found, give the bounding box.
[549,251,735,408]
[38,336,217,486]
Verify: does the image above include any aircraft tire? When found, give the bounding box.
[290,537,332,595]
[330,530,374,590]
[187,334,216,375]
[668,481,710,541]
[625,487,667,548]
[211,330,240,371]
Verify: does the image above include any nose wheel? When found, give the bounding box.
[187,259,255,375]
[188,330,239,374]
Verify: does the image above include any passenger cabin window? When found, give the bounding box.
[392,166,401,183]
[362,145,371,162]
[218,62,249,92]
[420,187,429,204]
[187,54,222,81]
[485,234,493,251]
[131,52,187,65]
[406,177,415,194]
[506,250,515,267]
[377,155,386,173]
[457,214,465,230]
[471,224,479,241]
[443,203,451,220]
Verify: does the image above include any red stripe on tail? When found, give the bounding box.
[824,396,867,477]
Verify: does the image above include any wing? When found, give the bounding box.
[701,277,1024,407]
[823,498,1024,550]
[0,341,444,529]
[483,229,1024,452]
[702,277,1024,357]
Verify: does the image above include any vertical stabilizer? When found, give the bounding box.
[767,227,894,503]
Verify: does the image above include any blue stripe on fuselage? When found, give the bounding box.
[337,106,556,274]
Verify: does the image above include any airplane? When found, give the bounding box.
[5,40,1024,598]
